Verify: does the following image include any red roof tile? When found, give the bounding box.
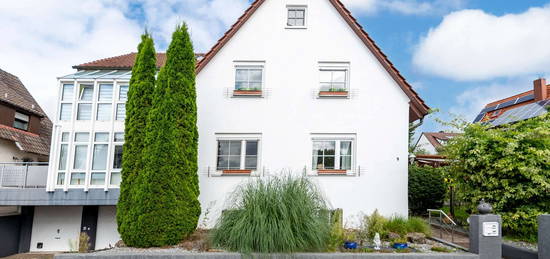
[422,132,461,149]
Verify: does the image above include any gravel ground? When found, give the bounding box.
[93,247,196,254]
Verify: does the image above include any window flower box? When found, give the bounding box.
[233,89,262,96]
[318,89,348,97]
[317,169,347,175]
[222,169,252,175]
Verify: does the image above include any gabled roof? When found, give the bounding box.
[0,69,47,117]
[72,0,429,121]
[0,68,52,156]
[421,132,461,149]
[195,0,429,121]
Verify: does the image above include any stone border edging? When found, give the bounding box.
[56,252,479,259]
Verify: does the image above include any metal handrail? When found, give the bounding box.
[427,209,457,243]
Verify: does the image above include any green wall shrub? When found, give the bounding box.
[408,165,446,215]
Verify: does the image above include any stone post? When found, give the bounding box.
[469,200,502,259]
[540,214,550,259]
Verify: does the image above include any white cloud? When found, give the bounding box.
[341,0,466,16]
[0,0,249,119]
[413,5,550,81]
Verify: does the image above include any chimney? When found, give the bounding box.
[534,78,548,101]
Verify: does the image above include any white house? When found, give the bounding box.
[0,0,429,254]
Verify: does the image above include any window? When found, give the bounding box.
[98,84,113,101]
[116,104,126,120]
[70,173,85,185]
[79,85,93,101]
[73,133,89,170]
[216,139,259,171]
[77,103,92,120]
[235,67,263,91]
[59,104,72,121]
[57,132,70,186]
[77,84,93,120]
[60,84,74,121]
[62,84,74,101]
[92,144,108,170]
[96,104,111,121]
[116,85,128,120]
[111,132,124,185]
[13,112,29,130]
[312,139,354,171]
[319,69,347,92]
[91,173,106,185]
[287,6,306,27]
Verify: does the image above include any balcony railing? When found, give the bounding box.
[0,162,48,188]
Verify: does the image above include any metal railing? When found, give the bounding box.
[427,209,457,243]
[0,162,49,188]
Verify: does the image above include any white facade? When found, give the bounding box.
[414,135,438,155]
[95,206,121,249]
[45,0,421,244]
[30,206,82,252]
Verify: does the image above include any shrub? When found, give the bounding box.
[443,112,550,241]
[364,209,388,239]
[383,216,409,236]
[327,209,344,252]
[407,217,431,236]
[408,165,446,215]
[211,176,330,253]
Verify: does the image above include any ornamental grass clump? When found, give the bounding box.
[211,176,331,253]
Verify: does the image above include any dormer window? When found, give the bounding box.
[287,6,307,28]
[13,112,29,131]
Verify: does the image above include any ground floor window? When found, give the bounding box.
[216,139,259,171]
[312,138,354,171]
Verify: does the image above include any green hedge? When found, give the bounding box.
[408,165,446,215]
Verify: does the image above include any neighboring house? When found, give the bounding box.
[473,78,550,126]
[0,0,429,254]
[414,132,459,155]
[412,132,459,167]
[0,69,52,162]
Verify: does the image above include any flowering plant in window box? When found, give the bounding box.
[319,88,348,97]
[233,88,262,96]
[222,169,252,175]
[317,169,347,175]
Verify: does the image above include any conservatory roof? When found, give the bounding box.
[58,70,132,80]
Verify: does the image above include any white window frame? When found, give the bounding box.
[318,62,350,92]
[310,134,356,174]
[109,132,124,187]
[69,132,90,187]
[286,5,307,29]
[116,84,128,121]
[76,83,94,121]
[59,83,75,121]
[55,132,71,187]
[215,134,261,175]
[89,132,110,188]
[96,83,113,121]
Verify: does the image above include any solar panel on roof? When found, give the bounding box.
[516,94,534,104]
[497,99,517,110]
[473,113,485,123]
[489,100,549,126]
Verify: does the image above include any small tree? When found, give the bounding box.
[132,24,200,247]
[117,33,157,246]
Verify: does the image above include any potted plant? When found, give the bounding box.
[319,87,348,97]
[234,87,262,96]
[391,237,408,249]
[343,230,358,249]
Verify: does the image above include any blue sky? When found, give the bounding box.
[1,0,550,138]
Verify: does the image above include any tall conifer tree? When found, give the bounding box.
[133,24,200,247]
[117,33,157,246]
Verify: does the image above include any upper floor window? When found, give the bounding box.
[312,138,354,174]
[287,6,307,28]
[235,67,263,91]
[318,63,349,97]
[79,85,93,101]
[216,139,259,173]
[13,112,29,131]
[59,84,74,121]
[62,84,74,101]
[77,84,93,121]
[116,85,128,121]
